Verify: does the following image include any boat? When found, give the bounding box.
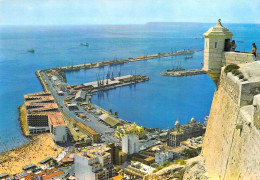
[185,56,193,59]
[27,49,35,53]
[80,43,89,46]
[237,40,244,43]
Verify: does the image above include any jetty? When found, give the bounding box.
[161,69,206,77]
[82,75,149,93]
[55,49,203,72]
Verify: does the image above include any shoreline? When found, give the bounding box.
[0,134,62,176]
[0,104,63,176]
[18,104,31,138]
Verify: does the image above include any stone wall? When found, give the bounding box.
[222,52,255,66]
[219,71,241,105]
[202,68,260,179]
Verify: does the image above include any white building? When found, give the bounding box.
[124,161,155,179]
[48,113,68,143]
[155,151,174,165]
[122,134,139,155]
[75,148,115,180]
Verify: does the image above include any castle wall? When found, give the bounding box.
[222,52,255,66]
[202,68,260,180]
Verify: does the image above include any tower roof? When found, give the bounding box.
[204,19,233,37]
[175,119,180,126]
[190,116,196,123]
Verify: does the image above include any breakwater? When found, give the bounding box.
[55,49,203,72]
[161,69,206,77]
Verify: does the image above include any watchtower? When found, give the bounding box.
[203,19,233,82]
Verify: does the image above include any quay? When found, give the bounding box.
[82,75,149,93]
[57,49,203,72]
[161,69,206,77]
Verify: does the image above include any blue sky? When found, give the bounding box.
[0,0,259,25]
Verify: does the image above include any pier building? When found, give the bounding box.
[24,92,68,143]
[76,122,101,143]
[99,114,122,128]
[75,148,115,180]
[75,90,87,101]
[167,117,205,148]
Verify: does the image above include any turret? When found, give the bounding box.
[203,19,233,82]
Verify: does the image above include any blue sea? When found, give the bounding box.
[0,23,259,152]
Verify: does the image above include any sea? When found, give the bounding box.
[0,23,259,153]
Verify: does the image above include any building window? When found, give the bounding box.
[215,42,217,48]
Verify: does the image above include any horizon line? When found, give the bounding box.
[1,21,260,26]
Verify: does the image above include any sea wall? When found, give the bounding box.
[202,69,260,179]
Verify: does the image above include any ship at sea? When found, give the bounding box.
[185,56,193,59]
[27,49,35,53]
[80,42,89,46]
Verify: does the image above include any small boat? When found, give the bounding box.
[237,40,244,43]
[80,43,89,46]
[27,49,35,53]
[185,56,193,59]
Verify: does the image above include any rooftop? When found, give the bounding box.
[77,122,99,135]
[48,112,67,126]
[42,170,64,179]
[204,19,233,37]
[80,148,110,160]
[99,114,121,127]
[237,61,260,83]
[171,146,188,153]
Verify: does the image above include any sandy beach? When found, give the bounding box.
[0,134,63,176]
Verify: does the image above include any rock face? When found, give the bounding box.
[144,156,208,180]
[202,63,260,179]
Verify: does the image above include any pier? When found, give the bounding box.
[161,69,206,77]
[55,49,203,72]
[82,75,149,93]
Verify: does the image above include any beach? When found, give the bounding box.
[0,134,63,176]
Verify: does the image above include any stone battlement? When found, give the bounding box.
[223,51,255,66]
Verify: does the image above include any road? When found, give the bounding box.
[41,71,120,144]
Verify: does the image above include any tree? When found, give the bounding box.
[182,147,202,159]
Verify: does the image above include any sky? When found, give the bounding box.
[0,0,259,25]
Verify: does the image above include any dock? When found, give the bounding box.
[161,69,206,77]
[54,49,203,72]
[82,75,149,93]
